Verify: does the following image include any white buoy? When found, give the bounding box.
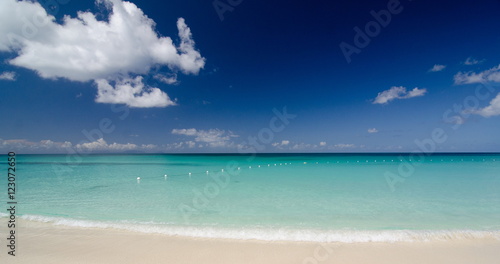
[189,172,192,176]
[221,169,224,172]
[258,165,261,168]
[137,177,141,180]
[238,167,240,170]
[164,174,167,179]
[249,166,252,169]
[268,164,270,166]
[206,171,209,174]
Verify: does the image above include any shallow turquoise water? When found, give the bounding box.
[1,154,500,242]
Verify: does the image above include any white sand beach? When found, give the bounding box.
[4,219,500,264]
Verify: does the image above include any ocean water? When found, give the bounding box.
[1,153,500,243]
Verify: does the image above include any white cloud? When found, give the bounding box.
[171,128,237,147]
[0,0,204,107]
[272,140,291,148]
[291,143,315,150]
[429,64,446,72]
[454,66,500,117]
[463,57,484,65]
[172,128,198,136]
[471,93,500,117]
[0,138,72,150]
[454,65,500,85]
[185,141,196,148]
[319,141,327,146]
[76,138,138,151]
[367,128,378,133]
[154,73,178,84]
[446,115,465,125]
[373,86,427,104]
[95,76,176,108]
[140,144,157,150]
[0,137,158,153]
[0,71,16,81]
[39,139,72,149]
[175,18,206,74]
[333,143,355,149]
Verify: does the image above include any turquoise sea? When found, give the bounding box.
[1,153,500,242]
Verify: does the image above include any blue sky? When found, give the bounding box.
[1,0,500,153]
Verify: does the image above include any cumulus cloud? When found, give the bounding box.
[367,128,378,133]
[429,64,446,72]
[463,57,484,65]
[154,73,178,84]
[0,138,72,151]
[470,93,500,117]
[76,138,137,151]
[0,137,158,153]
[454,65,500,85]
[0,0,205,107]
[373,86,427,104]
[272,140,291,148]
[319,141,327,146]
[291,143,315,150]
[453,65,500,117]
[171,128,238,147]
[0,71,16,81]
[95,77,176,108]
[172,128,198,136]
[446,116,465,125]
[333,143,355,149]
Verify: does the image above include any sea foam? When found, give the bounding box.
[3,213,499,243]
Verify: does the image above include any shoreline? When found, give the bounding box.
[7,214,500,243]
[2,219,500,263]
